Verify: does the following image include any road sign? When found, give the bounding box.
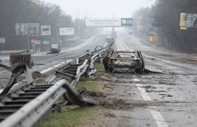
[59,27,75,35]
[86,18,121,27]
[31,39,35,44]
[0,37,6,44]
[121,18,133,26]
[43,41,49,45]
[41,25,51,36]
[35,40,41,45]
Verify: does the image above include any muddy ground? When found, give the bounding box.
[78,71,175,127]
[76,33,197,127]
[1,32,197,127]
[78,62,197,127]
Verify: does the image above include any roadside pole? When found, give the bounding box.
[0,37,6,51]
[2,43,4,51]
[27,35,30,49]
[56,26,59,45]
[41,25,51,51]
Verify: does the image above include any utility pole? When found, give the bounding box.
[27,35,30,49]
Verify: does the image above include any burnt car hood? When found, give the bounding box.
[110,58,140,66]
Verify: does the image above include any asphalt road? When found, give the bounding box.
[102,31,197,127]
[0,33,108,88]
[32,33,108,71]
[1,31,197,127]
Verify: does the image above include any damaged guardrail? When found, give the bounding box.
[0,48,106,127]
[0,60,97,127]
[0,79,99,127]
[74,60,88,85]
[77,48,107,77]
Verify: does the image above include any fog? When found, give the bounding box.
[41,0,156,19]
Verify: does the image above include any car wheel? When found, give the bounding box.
[136,51,145,74]
[109,67,113,73]
[103,57,109,71]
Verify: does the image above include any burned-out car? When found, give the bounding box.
[103,50,145,73]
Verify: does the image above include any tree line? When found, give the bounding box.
[0,0,72,50]
[133,0,197,52]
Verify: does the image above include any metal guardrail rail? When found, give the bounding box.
[0,48,106,127]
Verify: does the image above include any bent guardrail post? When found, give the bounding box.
[87,54,98,77]
[72,60,89,86]
[76,58,79,64]
[63,81,99,106]
[0,63,33,97]
[90,54,98,69]
[88,49,107,77]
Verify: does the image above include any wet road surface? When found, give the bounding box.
[100,32,197,127]
[0,34,107,88]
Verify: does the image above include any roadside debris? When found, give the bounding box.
[78,87,132,110]
[9,50,34,67]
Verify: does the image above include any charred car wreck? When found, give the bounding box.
[103,50,145,73]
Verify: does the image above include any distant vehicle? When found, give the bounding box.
[103,50,145,73]
[50,44,61,53]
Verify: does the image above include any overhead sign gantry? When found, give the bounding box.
[85,18,133,27]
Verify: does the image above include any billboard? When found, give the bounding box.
[15,23,40,35]
[41,25,51,36]
[43,41,50,45]
[180,12,197,30]
[86,18,121,27]
[59,27,74,35]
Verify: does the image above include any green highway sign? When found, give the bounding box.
[121,18,133,26]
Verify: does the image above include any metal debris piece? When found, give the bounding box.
[10,50,34,67]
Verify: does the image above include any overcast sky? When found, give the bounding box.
[41,0,156,19]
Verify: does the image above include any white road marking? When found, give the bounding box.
[136,82,169,127]
[116,37,131,51]
[115,34,169,127]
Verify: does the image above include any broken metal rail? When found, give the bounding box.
[0,49,106,127]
